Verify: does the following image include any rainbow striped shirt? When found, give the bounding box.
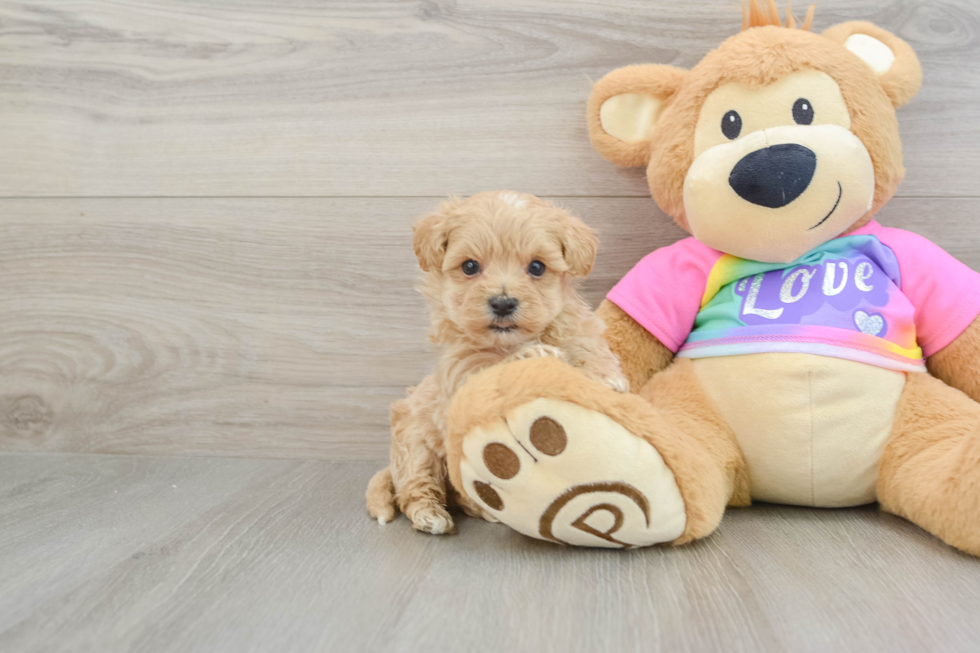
[607,221,980,373]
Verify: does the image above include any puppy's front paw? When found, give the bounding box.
[408,504,456,535]
[578,369,630,393]
[506,344,568,364]
[597,373,630,393]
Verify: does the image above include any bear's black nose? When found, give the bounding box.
[728,143,817,209]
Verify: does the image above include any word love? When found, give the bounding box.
[738,259,877,321]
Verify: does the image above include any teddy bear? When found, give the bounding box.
[440,2,980,553]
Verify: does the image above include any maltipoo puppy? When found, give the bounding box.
[366,191,628,534]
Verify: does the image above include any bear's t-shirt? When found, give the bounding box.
[606,221,980,372]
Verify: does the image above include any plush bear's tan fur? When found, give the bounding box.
[444,4,980,554]
[447,356,750,545]
[587,21,920,234]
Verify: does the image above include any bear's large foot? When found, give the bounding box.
[451,369,687,548]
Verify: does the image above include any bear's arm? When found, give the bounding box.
[926,314,980,403]
[597,299,674,391]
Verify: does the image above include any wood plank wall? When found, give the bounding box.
[1,1,979,459]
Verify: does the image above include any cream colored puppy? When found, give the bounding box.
[366,191,628,534]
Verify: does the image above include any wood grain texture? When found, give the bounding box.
[2,197,977,459]
[0,196,678,458]
[0,455,978,653]
[0,196,975,457]
[1,0,979,197]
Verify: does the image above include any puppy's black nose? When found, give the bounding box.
[488,295,519,317]
[729,143,816,208]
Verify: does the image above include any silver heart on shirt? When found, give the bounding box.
[854,310,885,337]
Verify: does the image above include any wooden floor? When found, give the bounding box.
[1,454,979,653]
[3,1,980,651]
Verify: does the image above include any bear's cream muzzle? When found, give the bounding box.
[683,124,875,264]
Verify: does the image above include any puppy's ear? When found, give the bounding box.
[823,22,922,108]
[554,210,598,278]
[587,64,687,167]
[412,200,456,272]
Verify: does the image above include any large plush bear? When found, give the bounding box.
[444,3,980,553]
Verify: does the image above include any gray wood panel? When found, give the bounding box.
[2,197,976,459]
[3,2,979,649]
[0,455,978,653]
[1,0,978,197]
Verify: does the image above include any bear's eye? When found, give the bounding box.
[793,98,814,125]
[461,259,480,276]
[721,110,742,140]
[527,260,546,277]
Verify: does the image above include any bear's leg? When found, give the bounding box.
[878,372,980,555]
[445,356,748,548]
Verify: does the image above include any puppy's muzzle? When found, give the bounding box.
[488,295,519,317]
[729,143,816,209]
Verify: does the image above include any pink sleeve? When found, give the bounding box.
[874,226,980,357]
[606,238,721,352]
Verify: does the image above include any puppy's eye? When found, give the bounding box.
[461,259,480,276]
[793,98,814,125]
[527,260,546,277]
[721,110,742,139]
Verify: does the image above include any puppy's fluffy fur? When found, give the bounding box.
[365,191,628,534]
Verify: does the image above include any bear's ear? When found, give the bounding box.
[587,64,687,167]
[823,21,922,108]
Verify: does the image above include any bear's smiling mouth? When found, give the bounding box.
[808,181,843,231]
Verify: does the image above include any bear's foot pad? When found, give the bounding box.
[459,398,686,548]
